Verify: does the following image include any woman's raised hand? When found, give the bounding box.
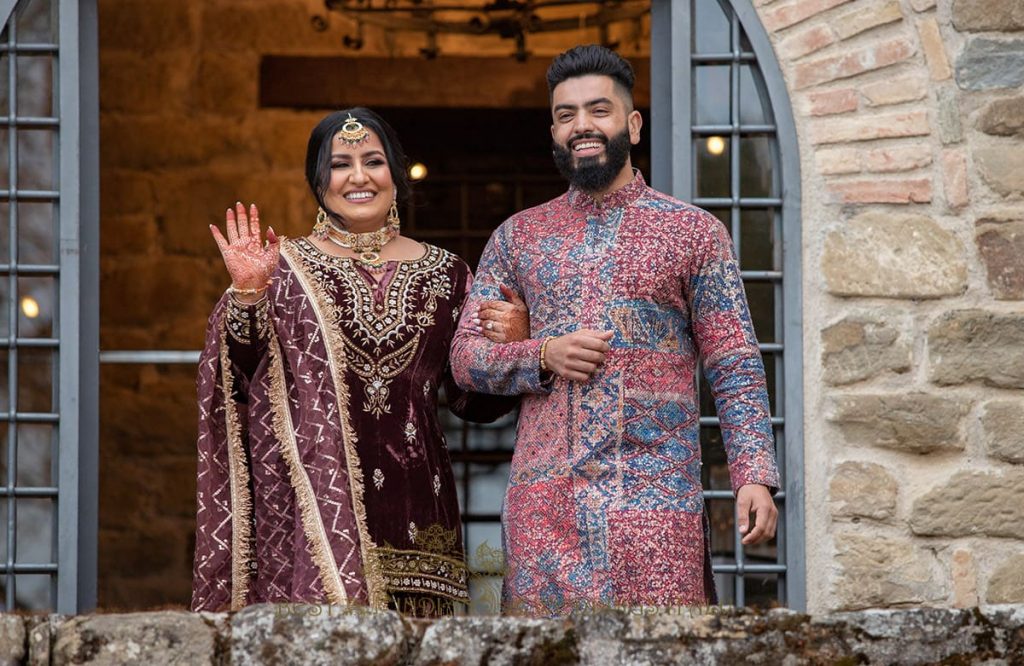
[210,202,280,297]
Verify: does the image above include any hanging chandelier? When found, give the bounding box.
[319,0,649,61]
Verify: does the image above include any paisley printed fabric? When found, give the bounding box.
[450,172,779,616]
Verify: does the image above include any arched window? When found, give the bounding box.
[0,0,99,613]
[652,0,804,609]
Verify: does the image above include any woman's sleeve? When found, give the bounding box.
[223,293,271,399]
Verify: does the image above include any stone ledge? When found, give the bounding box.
[1,604,1022,665]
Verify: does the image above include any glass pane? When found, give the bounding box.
[739,65,769,125]
[17,348,53,413]
[740,209,776,271]
[465,521,503,573]
[0,353,7,411]
[695,136,730,198]
[701,428,730,490]
[413,183,463,232]
[0,55,7,109]
[15,498,52,563]
[14,574,52,611]
[698,374,714,417]
[16,423,52,486]
[0,497,6,563]
[17,276,55,338]
[706,207,729,228]
[745,574,779,609]
[0,202,8,260]
[17,129,55,191]
[462,237,489,271]
[713,571,736,605]
[520,180,565,209]
[740,136,774,198]
[16,0,55,43]
[745,281,775,343]
[693,0,731,54]
[707,495,735,553]
[468,182,514,231]
[17,202,55,264]
[694,66,730,125]
[17,56,54,117]
[467,462,509,516]
[465,414,517,451]
[0,130,9,190]
[17,357,53,415]
[764,351,778,415]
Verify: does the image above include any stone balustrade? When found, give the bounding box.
[1,604,1022,665]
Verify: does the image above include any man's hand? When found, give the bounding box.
[543,330,613,382]
[736,484,777,545]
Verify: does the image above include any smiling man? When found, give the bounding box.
[450,45,779,616]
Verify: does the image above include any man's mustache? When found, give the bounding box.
[568,132,607,147]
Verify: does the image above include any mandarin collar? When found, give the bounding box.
[567,170,647,214]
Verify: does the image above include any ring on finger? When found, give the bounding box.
[486,321,494,331]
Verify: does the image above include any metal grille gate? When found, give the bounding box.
[0,0,98,613]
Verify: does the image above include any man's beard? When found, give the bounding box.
[552,128,632,193]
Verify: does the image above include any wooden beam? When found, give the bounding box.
[260,56,651,109]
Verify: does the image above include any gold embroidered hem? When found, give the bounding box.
[375,546,470,604]
[217,323,254,610]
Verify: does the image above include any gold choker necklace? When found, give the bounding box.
[325,223,399,266]
[315,201,402,267]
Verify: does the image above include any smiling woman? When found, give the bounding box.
[192,107,526,616]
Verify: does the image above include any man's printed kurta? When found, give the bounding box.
[450,173,779,615]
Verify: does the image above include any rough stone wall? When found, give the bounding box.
[752,0,1024,612]
[2,605,1023,665]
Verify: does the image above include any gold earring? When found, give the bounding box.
[387,200,400,232]
[313,207,330,239]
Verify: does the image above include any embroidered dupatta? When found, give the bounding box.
[191,242,384,611]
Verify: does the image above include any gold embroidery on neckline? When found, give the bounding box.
[293,239,455,418]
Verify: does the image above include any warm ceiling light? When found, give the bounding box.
[21,297,39,319]
[409,162,428,181]
[707,136,726,156]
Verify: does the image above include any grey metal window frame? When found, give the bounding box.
[651,0,805,610]
[0,0,98,613]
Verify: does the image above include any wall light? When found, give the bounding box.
[707,136,726,156]
[409,162,428,181]
[21,296,39,319]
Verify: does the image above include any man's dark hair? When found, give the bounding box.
[546,44,635,104]
[305,107,411,217]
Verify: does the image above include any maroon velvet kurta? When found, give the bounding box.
[192,238,510,615]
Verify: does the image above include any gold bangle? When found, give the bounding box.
[229,282,269,296]
[539,336,552,373]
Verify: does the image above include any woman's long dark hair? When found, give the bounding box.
[304,107,411,223]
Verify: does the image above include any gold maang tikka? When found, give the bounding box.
[335,113,370,146]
